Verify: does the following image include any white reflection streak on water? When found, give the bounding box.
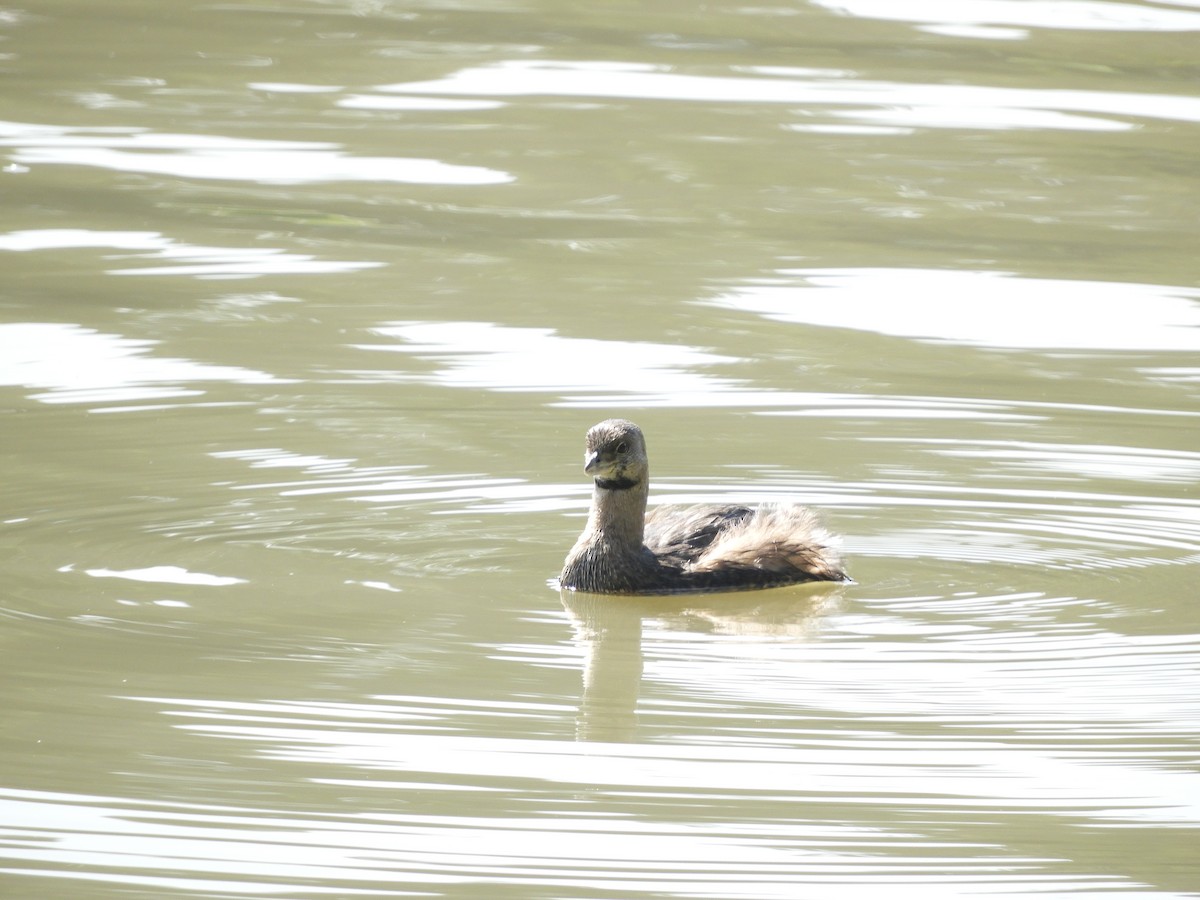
[373,60,1200,131]
[0,322,284,404]
[709,269,1200,352]
[813,0,1200,34]
[349,316,1200,415]
[0,121,514,185]
[338,94,504,111]
[351,319,1046,415]
[65,565,246,587]
[356,321,739,396]
[0,228,385,279]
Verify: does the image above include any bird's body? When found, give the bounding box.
[559,419,848,594]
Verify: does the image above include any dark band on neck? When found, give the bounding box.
[595,475,639,491]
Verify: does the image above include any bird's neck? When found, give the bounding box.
[586,475,649,549]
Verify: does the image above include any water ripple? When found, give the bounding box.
[4,784,1148,899]
[910,439,1200,485]
[3,661,1189,897]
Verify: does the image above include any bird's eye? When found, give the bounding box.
[615,441,628,454]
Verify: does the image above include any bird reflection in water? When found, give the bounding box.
[560,583,846,743]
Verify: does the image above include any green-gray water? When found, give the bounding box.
[2,1,1198,897]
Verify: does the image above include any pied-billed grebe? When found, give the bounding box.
[559,419,848,594]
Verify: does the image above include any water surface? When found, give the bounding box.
[2,0,1198,897]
